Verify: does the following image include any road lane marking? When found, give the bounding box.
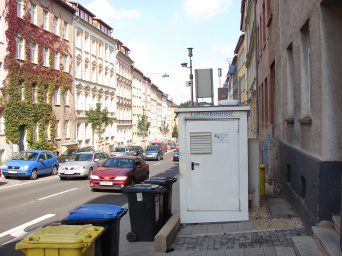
[38,188,78,200]
[0,214,55,238]
[153,162,161,165]
[0,176,59,190]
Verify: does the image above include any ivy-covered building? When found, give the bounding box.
[1,0,76,156]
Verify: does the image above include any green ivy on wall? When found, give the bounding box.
[1,0,73,152]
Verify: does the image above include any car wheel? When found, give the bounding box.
[4,175,11,179]
[52,165,58,175]
[60,177,67,180]
[157,155,160,161]
[126,232,137,242]
[30,169,38,180]
[87,168,93,180]
[145,172,149,181]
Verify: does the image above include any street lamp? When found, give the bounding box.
[181,47,194,106]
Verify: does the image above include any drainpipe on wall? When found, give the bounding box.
[72,5,79,143]
[254,0,259,139]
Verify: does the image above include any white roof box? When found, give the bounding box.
[218,99,239,106]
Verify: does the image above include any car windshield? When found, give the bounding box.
[147,146,158,151]
[69,154,93,162]
[103,158,133,168]
[112,148,125,152]
[61,148,76,156]
[13,152,38,161]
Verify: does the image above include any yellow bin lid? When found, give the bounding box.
[16,224,104,250]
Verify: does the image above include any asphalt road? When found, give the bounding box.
[0,150,179,256]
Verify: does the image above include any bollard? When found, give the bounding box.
[260,164,266,196]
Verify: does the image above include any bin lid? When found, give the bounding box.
[67,204,127,220]
[121,184,164,193]
[144,177,177,185]
[15,224,104,250]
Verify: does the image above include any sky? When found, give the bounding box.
[76,0,242,105]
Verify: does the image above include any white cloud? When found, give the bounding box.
[85,0,141,20]
[182,0,232,21]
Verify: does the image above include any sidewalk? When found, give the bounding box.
[119,175,307,256]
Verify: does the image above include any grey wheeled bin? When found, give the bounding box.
[144,177,177,224]
[122,184,166,242]
[61,204,127,256]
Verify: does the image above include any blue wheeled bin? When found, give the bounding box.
[61,204,127,256]
[122,184,166,242]
[144,177,177,224]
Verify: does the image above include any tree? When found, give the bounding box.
[85,103,112,149]
[180,100,191,107]
[137,111,150,143]
[172,124,178,138]
[159,119,169,138]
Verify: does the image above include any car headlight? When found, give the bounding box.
[115,176,128,180]
[60,166,66,170]
[2,164,7,169]
[76,166,86,170]
[90,175,100,179]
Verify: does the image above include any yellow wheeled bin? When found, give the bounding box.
[15,224,104,256]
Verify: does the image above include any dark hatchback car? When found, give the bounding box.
[90,156,149,191]
[142,145,164,161]
[173,148,179,161]
[57,147,94,163]
[130,146,143,156]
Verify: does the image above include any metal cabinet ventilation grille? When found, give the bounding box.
[190,132,212,154]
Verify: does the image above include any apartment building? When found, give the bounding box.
[67,1,117,152]
[132,67,145,145]
[0,0,9,162]
[116,40,133,146]
[2,0,75,156]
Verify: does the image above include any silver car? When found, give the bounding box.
[109,147,135,157]
[58,152,109,180]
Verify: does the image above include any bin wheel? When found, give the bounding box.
[126,232,137,242]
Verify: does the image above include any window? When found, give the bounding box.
[33,122,38,141]
[54,88,60,105]
[43,47,49,67]
[63,21,68,40]
[19,85,23,100]
[64,120,69,138]
[53,16,58,35]
[30,3,36,24]
[17,0,22,18]
[98,42,102,57]
[0,16,3,43]
[45,121,50,139]
[54,51,59,69]
[30,42,36,63]
[300,20,311,117]
[64,90,69,105]
[92,37,96,53]
[0,114,4,134]
[32,86,37,102]
[63,55,68,72]
[43,10,48,29]
[16,37,23,59]
[55,120,60,138]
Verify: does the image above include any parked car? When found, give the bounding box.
[90,156,149,191]
[109,147,135,157]
[130,146,143,156]
[167,142,176,150]
[173,148,179,161]
[57,147,95,163]
[58,151,109,180]
[152,141,166,152]
[143,145,164,161]
[1,150,58,180]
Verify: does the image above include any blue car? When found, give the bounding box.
[1,150,58,180]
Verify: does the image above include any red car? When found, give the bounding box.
[89,156,149,191]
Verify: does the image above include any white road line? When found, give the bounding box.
[38,188,78,200]
[0,214,55,238]
[153,163,161,165]
[0,176,59,190]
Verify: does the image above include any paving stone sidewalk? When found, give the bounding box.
[170,227,307,252]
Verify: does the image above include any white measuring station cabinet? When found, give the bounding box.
[175,106,250,224]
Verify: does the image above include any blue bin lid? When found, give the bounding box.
[67,204,127,220]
